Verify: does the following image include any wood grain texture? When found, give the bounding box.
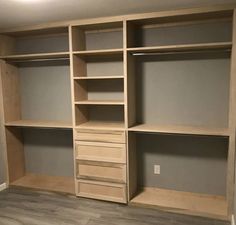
[226,9,236,217]
[130,187,228,221]
[128,124,230,137]
[5,120,73,129]
[0,187,230,225]
[11,174,75,194]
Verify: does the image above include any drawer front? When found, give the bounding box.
[77,160,126,183]
[76,179,127,203]
[75,141,126,163]
[75,129,126,143]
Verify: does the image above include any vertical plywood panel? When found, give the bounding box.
[227,9,236,217]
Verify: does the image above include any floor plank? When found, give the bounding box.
[0,187,230,225]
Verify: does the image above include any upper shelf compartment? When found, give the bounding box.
[71,21,123,52]
[126,13,233,49]
[0,27,69,57]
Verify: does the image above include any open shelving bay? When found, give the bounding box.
[0,5,236,221]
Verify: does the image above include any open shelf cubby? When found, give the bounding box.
[72,53,123,78]
[127,15,232,49]
[127,50,231,136]
[1,58,72,129]
[0,27,69,57]
[75,105,125,130]
[7,127,74,194]
[71,22,123,51]
[74,78,124,102]
[128,132,229,219]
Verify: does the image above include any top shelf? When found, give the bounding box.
[0,52,70,61]
[127,42,232,55]
[73,49,123,57]
[129,124,230,137]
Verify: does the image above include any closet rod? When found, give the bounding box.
[131,49,231,56]
[9,57,69,63]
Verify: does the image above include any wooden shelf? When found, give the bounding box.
[130,187,227,220]
[74,76,124,80]
[128,124,229,137]
[11,174,75,194]
[0,52,70,61]
[5,120,72,129]
[73,49,123,57]
[75,100,124,105]
[127,42,232,54]
[77,121,125,130]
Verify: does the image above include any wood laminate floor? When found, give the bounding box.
[0,187,230,225]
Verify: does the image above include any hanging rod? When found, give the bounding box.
[131,49,231,56]
[8,57,70,63]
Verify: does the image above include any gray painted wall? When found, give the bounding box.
[134,20,232,47]
[19,60,73,177]
[135,53,230,128]
[20,61,72,123]
[24,129,73,177]
[16,34,69,54]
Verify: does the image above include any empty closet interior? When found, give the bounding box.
[0,6,235,222]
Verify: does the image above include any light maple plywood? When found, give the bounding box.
[77,179,127,203]
[75,129,126,143]
[75,100,124,105]
[76,121,125,130]
[226,9,236,216]
[128,42,232,54]
[77,160,126,183]
[11,173,75,194]
[5,120,72,129]
[130,187,227,220]
[74,76,124,80]
[0,52,70,61]
[75,141,126,163]
[73,49,123,57]
[129,124,230,137]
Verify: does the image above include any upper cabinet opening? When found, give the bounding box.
[0,27,69,56]
[71,22,123,51]
[127,13,233,48]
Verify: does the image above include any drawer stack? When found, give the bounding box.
[74,129,127,203]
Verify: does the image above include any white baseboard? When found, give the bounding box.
[232,214,235,225]
[0,183,7,192]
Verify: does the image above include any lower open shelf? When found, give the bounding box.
[5,120,73,129]
[10,174,75,194]
[130,187,228,220]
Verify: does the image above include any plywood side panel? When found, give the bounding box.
[127,132,137,200]
[1,62,21,123]
[226,9,236,217]
[0,60,8,184]
[5,127,25,183]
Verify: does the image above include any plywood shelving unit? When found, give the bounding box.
[0,4,236,222]
[0,27,74,194]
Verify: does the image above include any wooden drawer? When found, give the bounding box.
[75,141,126,163]
[76,179,127,203]
[76,160,126,183]
[74,129,126,143]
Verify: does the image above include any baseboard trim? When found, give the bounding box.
[232,214,235,225]
[0,183,7,192]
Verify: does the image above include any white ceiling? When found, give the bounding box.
[0,0,236,30]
